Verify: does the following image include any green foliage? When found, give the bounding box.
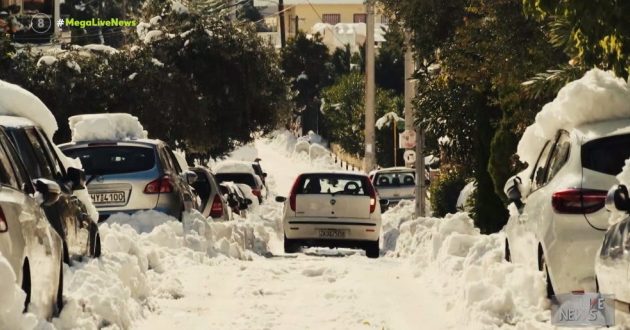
[321,72,403,164]
[0,2,291,157]
[429,169,467,217]
[376,26,405,94]
[523,0,630,78]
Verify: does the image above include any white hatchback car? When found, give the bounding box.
[504,119,630,297]
[276,172,381,258]
[276,171,383,258]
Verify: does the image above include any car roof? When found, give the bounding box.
[572,118,630,143]
[374,167,414,173]
[298,170,367,177]
[58,139,162,149]
[0,115,38,128]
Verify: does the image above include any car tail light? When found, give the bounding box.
[289,175,303,212]
[210,194,224,218]
[366,180,377,213]
[552,188,607,214]
[0,207,7,233]
[251,188,262,198]
[144,176,174,194]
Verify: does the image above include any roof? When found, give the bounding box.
[58,138,162,149]
[0,115,37,128]
[297,170,367,177]
[572,118,630,143]
[374,167,414,173]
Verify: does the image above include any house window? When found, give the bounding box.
[353,14,367,23]
[322,14,341,25]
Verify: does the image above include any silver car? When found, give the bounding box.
[59,140,198,222]
[0,128,64,319]
[370,167,417,211]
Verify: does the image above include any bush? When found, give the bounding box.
[429,170,467,217]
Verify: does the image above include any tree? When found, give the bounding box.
[523,0,630,78]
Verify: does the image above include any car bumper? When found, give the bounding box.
[97,206,181,222]
[284,219,380,242]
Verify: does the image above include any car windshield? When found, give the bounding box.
[63,146,156,175]
[582,134,630,175]
[374,172,415,187]
[215,173,256,186]
[296,174,369,195]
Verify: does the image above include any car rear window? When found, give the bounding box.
[215,173,256,187]
[374,172,415,187]
[296,174,370,195]
[63,146,156,175]
[582,134,630,175]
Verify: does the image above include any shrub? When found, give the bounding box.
[429,169,466,217]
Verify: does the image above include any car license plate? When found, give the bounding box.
[91,192,126,205]
[318,229,347,238]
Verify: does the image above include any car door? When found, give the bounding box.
[511,138,555,269]
[163,146,194,210]
[0,132,61,318]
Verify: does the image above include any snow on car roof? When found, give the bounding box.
[0,79,58,137]
[0,115,37,128]
[69,113,149,142]
[374,167,414,173]
[572,118,630,143]
[517,68,630,168]
[213,160,256,174]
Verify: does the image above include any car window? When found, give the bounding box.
[24,128,63,180]
[0,135,20,189]
[545,131,571,183]
[64,146,156,175]
[582,134,630,175]
[374,172,415,187]
[7,128,54,180]
[165,147,182,173]
[530,141,554,191]
[296,174,369,196]
[35,128,66,178]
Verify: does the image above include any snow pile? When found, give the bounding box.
[296,130,326,146]
[0,79,58,137]
[382,203,549,328]
[37,55,58,67]
[517,69,630,168]
[214,160,255,174]
[0,254,38,330]
[375,111,402,130]
[81,44,119,55]
[69,113,148,142]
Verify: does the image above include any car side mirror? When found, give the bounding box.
[275,196,287,203]
[606,184,630,212]
[505,176,524,209]
[379,199,389,207]
[183,171,198,185]
[34,178,61,206]
[67,167,86,190]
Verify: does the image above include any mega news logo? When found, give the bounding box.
[551,292,615,327]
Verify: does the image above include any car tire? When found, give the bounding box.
[284,235,300,254]
[504,239,511,262]
[365,240,380,259]
[55,259,64,316]
[22,261,31,313]
[539,251,555,298]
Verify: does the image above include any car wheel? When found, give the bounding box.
[55,259,64,316]
[539,251,555,298]
[21,261,31,313]
[504,239,511,262]
[365,240,380,259]
[284,235,300,254]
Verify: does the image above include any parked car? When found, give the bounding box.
[190,167,231,220]
[214,161,267,204]
[1,116,100,262]
[370,167,416,212]
[276,171,385,258]
[59,139,198,222]
[503,119,630,297]
[219,181,253,217]
[595,184,630,306]
[0,127,64,318]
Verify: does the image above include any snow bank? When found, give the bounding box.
[382,203,549,328]
[517,69,630,168]
[227,144,259,162]
[0,254,38,330]
[213,160,255,174]
[69,113,148,142]
[0,79,58,137]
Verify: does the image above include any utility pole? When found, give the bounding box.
[363,0,376,172]
[415,128,426,217]
[278,0,286,48]
[404,31,415,135]
[53,0,61,38]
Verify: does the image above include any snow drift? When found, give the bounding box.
[69,113,149,142]
[0,79,58,137]
[517,69,630,169]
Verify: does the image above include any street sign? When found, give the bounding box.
[403,150,416,163]
[399,130,416,149]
